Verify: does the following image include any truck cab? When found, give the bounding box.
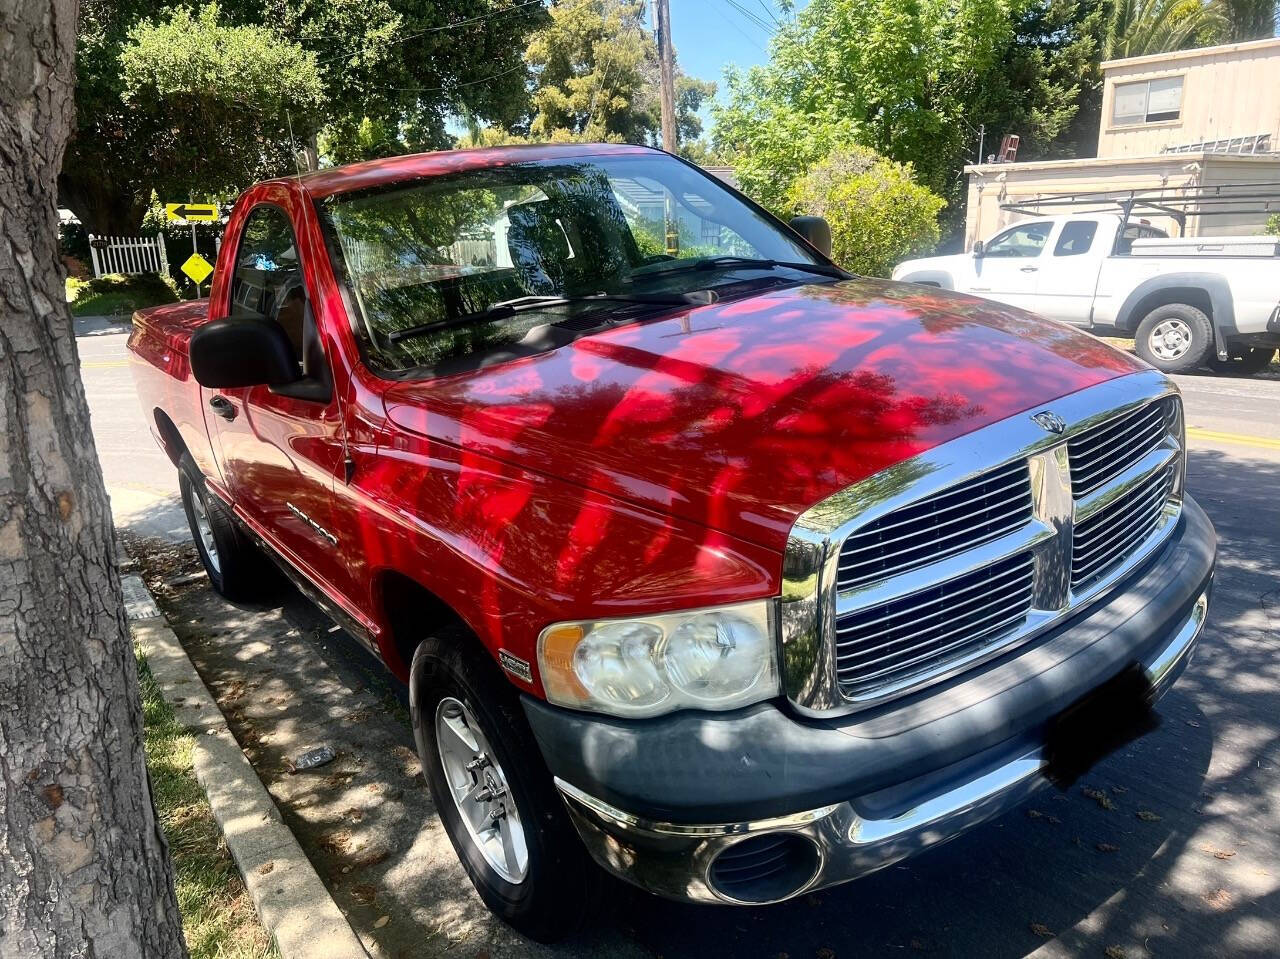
[895,212,1280,374]
[128,145,1216,941]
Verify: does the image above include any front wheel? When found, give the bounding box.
[1134,304,1213,373]
[410,631,595,942]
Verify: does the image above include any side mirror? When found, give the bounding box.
[789,215,833,258]
[972,240,985,258]
[191,317,300,390]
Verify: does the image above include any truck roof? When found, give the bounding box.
[275,142,660,201]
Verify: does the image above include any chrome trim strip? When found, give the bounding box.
[781,370,1183,716]
[558,588,1208,906]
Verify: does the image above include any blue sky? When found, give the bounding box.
[667,0,805,130]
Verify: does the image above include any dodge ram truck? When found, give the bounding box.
[128,144,1216,941]
[893,212,1280,374]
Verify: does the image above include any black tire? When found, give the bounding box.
[1209,347,1277,376]
[1134,304,1214,373]
[177,454,271,601]
[410,631,595,942]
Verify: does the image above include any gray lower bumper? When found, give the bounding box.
[555,591,1208,904]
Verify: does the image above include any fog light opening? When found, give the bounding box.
[707,832,820,904]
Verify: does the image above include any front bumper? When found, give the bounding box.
[524,497,1215,905]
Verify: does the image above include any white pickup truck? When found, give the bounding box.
[893,213,1280,374]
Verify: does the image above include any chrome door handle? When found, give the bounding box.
[1019,266,1039,273]
[208,395,237,421]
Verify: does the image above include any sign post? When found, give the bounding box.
[166,202,220,296]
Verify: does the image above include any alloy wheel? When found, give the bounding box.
[435,696,529,883]
[1149,318,1193,362]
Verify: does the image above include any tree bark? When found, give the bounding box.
[0,2,188,956]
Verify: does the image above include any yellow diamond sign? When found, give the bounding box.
[181,253,214,286]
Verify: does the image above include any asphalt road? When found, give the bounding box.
[79,318,1280,958]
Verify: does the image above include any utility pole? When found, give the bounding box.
[655,0,676,154]
[653,0,678,253]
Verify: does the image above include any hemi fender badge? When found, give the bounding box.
[499,649,533,683]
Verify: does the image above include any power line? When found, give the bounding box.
[723,0,776,35]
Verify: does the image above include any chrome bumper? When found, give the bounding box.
[556,591,1208,905]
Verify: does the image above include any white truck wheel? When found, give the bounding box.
[1135,304,1213,374]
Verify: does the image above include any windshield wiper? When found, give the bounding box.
[640,255,848,280]
[386,291,709,344]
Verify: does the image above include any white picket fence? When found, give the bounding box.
[87,233,169,278]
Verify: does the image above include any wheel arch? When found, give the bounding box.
[153,408,188,467]
[374,569,486,683]
[1114,273,1235,337]
[895,270,953,290]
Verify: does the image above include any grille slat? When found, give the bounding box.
[1068,400,1171,495]
[836,461,1031,592]
[822,393,1181,707]
[835,560,1034,640]
[1068,399,1179,590]
[1072,468,1173,588]
[834,555,1034,696]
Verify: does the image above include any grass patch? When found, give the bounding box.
[67,273,179,318]
[138,651,279,959]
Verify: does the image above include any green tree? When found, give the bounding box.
[62,0,548,233]
[62,2,322,234]
[266,0,548,164]
[787,146,945,276]
[712,0,1102,230]
[1103,0,1225,60]
[1210,0,1279,40]
[524,0,713,145]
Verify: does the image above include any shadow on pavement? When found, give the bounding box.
[126,447,1280,958]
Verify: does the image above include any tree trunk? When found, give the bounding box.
[0,2,188,957]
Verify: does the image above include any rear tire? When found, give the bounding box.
[178,455,272,601]
[410,631,595,942]
[1134,304,1213,373]
[1209,347,1276,376]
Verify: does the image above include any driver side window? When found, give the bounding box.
[231,206,306,367]
[984,221,1052,258]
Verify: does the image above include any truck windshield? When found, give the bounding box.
[318,152,830,374]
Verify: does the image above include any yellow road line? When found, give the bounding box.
[80,359,130,370]
[1187,426,1280,451]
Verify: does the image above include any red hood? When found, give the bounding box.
[383,279,1144,552]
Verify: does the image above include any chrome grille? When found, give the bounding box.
[835,553,1034,698]
[836,459,1032,592]
[1072,465,1175,590]
[1069,398,1173,495]
[781,373,1185,716]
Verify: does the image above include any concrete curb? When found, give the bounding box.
[126,573,370,959]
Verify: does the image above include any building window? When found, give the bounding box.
[1112,76,1183,125]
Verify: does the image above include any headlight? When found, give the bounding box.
[537,601,779,718]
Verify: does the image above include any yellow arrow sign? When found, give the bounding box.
[166,202,220,222]
[181,253,214,286]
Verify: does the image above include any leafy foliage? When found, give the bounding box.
[1267,213,1280,235]
[712,0,1108,234]
[65,272,180,318]
[524,0,713,145]
[120,5,324,189]
[1103,0,1225,60]
[787,147,946,277]
[1211,0,1279,41]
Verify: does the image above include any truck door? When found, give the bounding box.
[203,202,348,596]
[967,220,1052,313]
[1024,219,1102,326]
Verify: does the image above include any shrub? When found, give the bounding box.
[1267,214,1280,236]
[788,148,945,277]
[66,272,180,318]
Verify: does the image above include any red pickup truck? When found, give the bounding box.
[129,143,1215,940]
